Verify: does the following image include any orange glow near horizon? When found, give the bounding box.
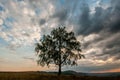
[92,68,120,73]
[0,66,55,72]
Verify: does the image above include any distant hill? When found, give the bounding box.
[1,70,120,77]
[37,70,120,77]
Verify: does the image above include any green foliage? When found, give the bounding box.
[35,27,84,68]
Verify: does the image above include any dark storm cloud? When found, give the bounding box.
[76,3,104,35]
[39,19,46,25]
[78,6,107,35]
[77,3,91,35]
[106,0,120,33]
[52,9,68,20]
[76,0,120,35]
[99,33,120,60]
[82,31,120,61]
[51,8,68,24]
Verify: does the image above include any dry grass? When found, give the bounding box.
[0,72,119,80]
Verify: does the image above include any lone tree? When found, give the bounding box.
[35,27,84,75]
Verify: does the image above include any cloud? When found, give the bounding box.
[0,18,3,25]
[22,56,34,62]
[39,19,46,25]
[75,0,120,35]
[0,0,42,49]
[51,8,68,24]
[81,31,120,58]
[77,3,91,35]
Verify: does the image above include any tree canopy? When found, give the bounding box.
[35,27,84,75]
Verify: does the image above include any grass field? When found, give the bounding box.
[0,72,120,80]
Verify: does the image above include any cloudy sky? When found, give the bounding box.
[0,0,120,73]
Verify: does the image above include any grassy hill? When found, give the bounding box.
[0,71,120,80]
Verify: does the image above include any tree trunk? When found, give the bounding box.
[58,63,61,76]
[58,51,61,76]
[58,36,62,76]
